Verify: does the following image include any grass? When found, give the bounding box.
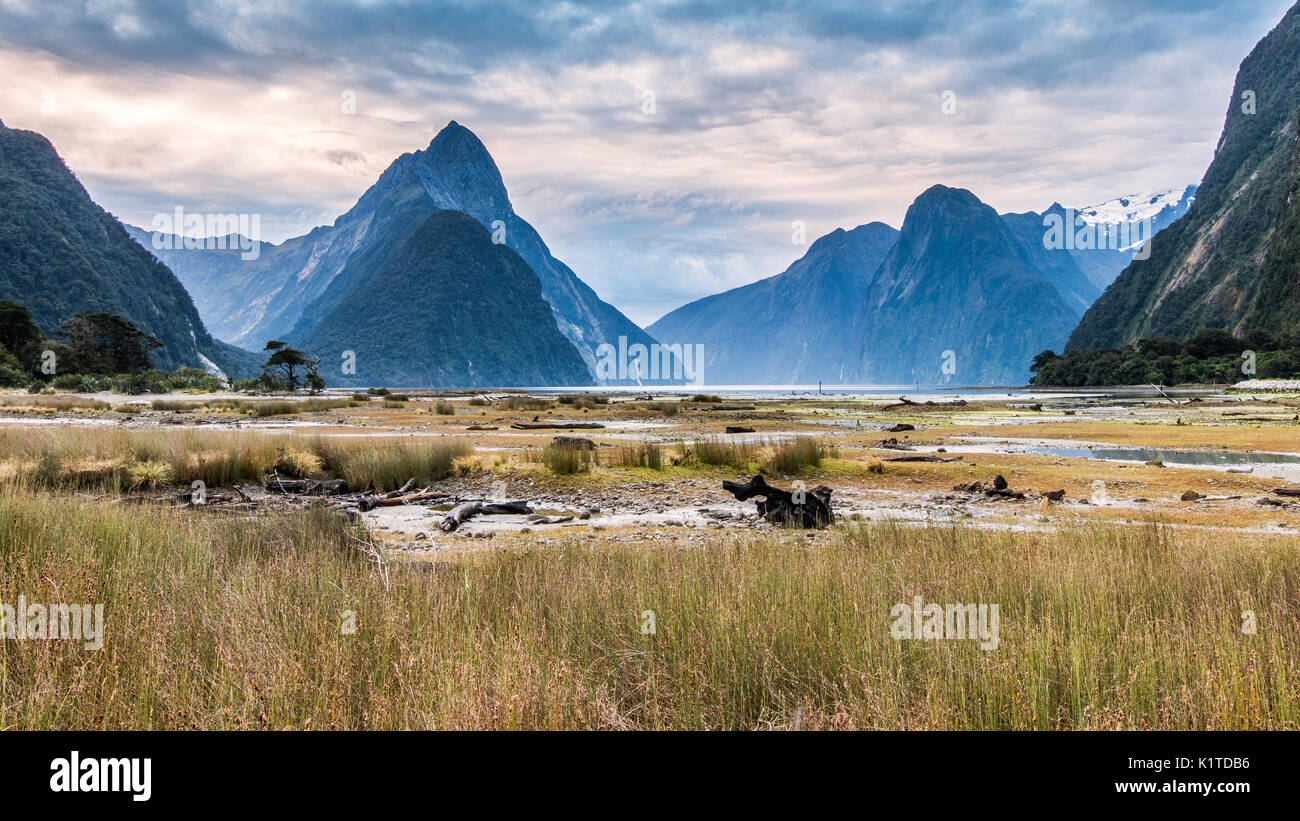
[608,443,664,470]
[0,395,111,411]
[1,490,1296,730]
[433,402,456,415]
[690,394,722,403]
[148,398,355,416]
[0,428,471,492]
[692,437,757,470]
[498,396,552,411]
[766,437,833,475]
[541,442,593,474]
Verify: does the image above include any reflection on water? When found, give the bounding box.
[1031,446,1300,467]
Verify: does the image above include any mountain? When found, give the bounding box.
[0,120,257,378]
[133,121,655,380]
[1069,3,1300,349]
[650,186,1091,386]
[298,198,590,388]
[853,185,1082,385]
[646,222,900,384]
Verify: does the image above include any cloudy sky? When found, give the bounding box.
[0,0,1293,325]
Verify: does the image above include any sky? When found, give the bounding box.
[0,0,1294,326]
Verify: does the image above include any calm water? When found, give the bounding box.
[1029,447,1300,467]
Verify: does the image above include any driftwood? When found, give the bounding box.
[358,490,453,511]
[510,422,605,430]
[886,423,915,432]
[1273,487,1300,498]
[721,475,833,528]
[875,437,913,450]
[441,500,532,532]
[725,426,756,434]
[953,475,1024,500]
[705,405,756,411]
[885,455,962,463]
[266,478,349,495]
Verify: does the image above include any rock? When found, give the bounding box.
[551,436,596,450]
[1042,489,1066,501]
[1145,459,1164,467]
[992,474,1008,490]
[886,423,915,432]
[1180,490,1205,502]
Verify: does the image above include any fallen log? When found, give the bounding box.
[358,490,453,511]
[704,405,756,411]
[886,423,915,432]
[266,478,349,495]
[510,422,605,430]
[725,426,756,434]
[1273,487,1300,498]
[885,455,963,463]
[721,475,833,528]
[382,478,417,499]
[441,500,533,532]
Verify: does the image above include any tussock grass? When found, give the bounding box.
[608,443,663,470]
[498,396,552,411]
[433,402,456,415]
[766,437,833,475]
[0,395,110,411]
[2,494,1296,730]
[0,428,470,492]
[148,398,354,416]
[691,437,757,470]
[541,442,593,474]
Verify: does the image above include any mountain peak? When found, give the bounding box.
[424,120,492,165]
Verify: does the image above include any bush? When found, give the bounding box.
[434,402,456,415]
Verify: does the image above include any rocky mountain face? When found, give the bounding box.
[1069,3,1300,349]
[646,222,900,384]
[854,186,1082,385]
[651,186,1095,385]
[0,120,256,378]
[297,197,591,388]
[133,121,654,380]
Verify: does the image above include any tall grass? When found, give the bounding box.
[608,443,663,470]
[692,437,756,470]
[0,428,470,492]
[2,494,1296,730]
[0,395,110,411]
[498,396,552,411]
[541,442,593,474]
[766,437,833,474]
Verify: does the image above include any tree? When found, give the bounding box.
[58,312,162,375]
[261,340,322,392]
[0,299,44,355]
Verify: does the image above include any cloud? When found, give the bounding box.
[0,0,1294,327]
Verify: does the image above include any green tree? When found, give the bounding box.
[261,340,322,392]
[59,311,162,375]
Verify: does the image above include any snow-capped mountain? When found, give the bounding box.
[1073,185,1197,227]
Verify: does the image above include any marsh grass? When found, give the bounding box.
[541,442,593,474]
[433,402,456,415]
[766,437,834,475]
[608,443,663,470]
[2,491,1296,730]
[691,437,757,470]
[0,428,470,492]
[0,395,110,411]
[498,396,552,411]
